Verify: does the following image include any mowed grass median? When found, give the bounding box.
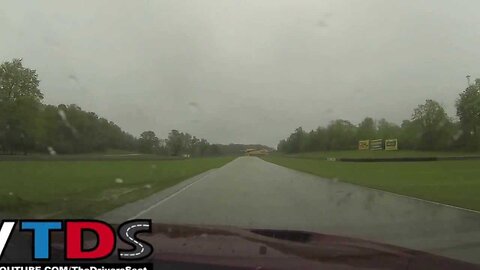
[285,150,480,159]
[0,157,233,218]
[263,151,480,211]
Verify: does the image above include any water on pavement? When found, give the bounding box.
[100,156,480,264]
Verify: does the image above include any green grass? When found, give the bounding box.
[283,150,478,159]
[0,157,233,218]
[263,155,480,211]
[0,153,182,161]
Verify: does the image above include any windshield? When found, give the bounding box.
[1,0,480,268]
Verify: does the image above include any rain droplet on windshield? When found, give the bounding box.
[453,130,463,140]
[47,146,57,155]
[58,109,67,121]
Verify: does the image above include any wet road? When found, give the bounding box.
[101,156,480,264]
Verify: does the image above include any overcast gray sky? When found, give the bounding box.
[2,0,480,146]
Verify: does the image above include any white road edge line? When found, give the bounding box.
[365,185,480,215]
[129,171,214,219]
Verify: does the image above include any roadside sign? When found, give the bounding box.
[358,140,370,150]
[370,139,383,151]
[385,139,398,151]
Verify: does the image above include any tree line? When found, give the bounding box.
[0,59,270,156]
[278,79,480,153]
[137,129,221,156]
[0,59,139,154]
[137,130,273,157]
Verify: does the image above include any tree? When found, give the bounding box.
[326,120,357,150]
[182,132,193,155]
[166,130,184,156]
[0,59,43,154]
[412,99,453,150]
[376,118,401,139]
[138,131,160,154]
[456,79,480,150]
[283,127,306,153]
[0,58,139,155]
[357,117,376,140]
[31,104,138,154]
[304,127,328,151]
[0,59,43,102]
[399,120,421,150]
[196,138,210,156]
[206,144,221,156]
[277,139,287,152]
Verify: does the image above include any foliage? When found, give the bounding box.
[0,59,43,154]
[138,131,160,154]
[3,58,480,155]
[0,58,43,102]
[357,117,376,140]
[456,79,480,150]
[412,99,454,150]
[33,104,138,154]
[0,59,137,154]
[162,130,266,157]
[278,97,465,153]
[166,130,188,156]
[326,120,357,150]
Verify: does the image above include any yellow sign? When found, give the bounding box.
[385,139,398,151]
[358,140,370,150]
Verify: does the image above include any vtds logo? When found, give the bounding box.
[0,219,152,261]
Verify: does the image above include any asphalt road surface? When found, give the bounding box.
[101,156,480,264]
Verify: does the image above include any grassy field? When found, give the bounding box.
[283,150,479,159]
[0,157,233,218]
[263,153,480,211]
[0,152,182,161]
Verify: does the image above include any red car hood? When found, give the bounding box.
[138,224,479,270]
[3,223,478,270]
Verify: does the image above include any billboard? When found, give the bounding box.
[370,139,383,151]
[385,139,398,151]
[358,140,370,150]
